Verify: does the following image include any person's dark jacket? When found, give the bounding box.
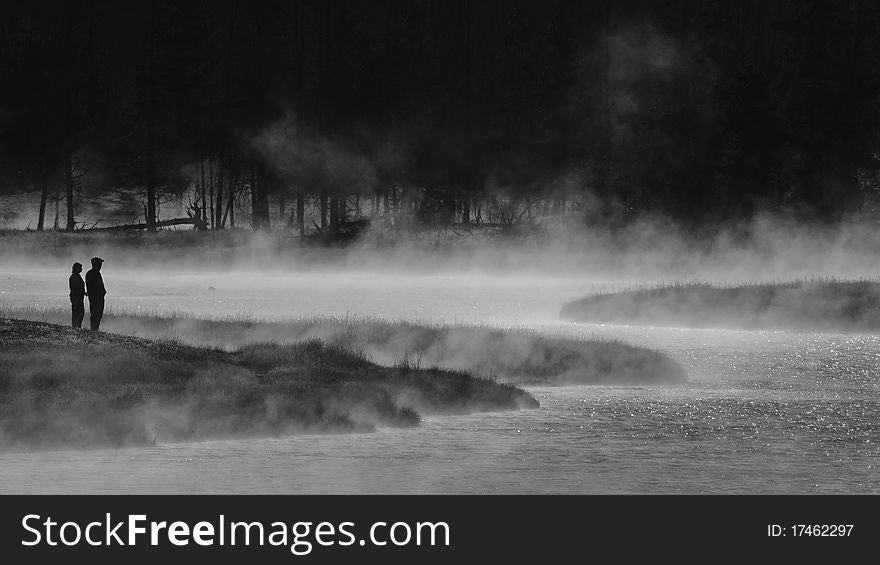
[85,270,106,299]
[69,273,85,301]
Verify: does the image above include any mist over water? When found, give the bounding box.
[1,253,878,493]
[2,268,597,326]
[3,0,880,497]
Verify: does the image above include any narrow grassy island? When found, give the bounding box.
[0,318,536,450]
[560,279,880,332]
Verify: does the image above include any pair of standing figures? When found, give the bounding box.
[69,257,106,331]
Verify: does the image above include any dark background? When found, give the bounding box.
[2,0,879,232]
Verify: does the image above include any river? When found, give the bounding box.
[1,268,878,493]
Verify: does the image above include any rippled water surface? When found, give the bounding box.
[1,269,878,493]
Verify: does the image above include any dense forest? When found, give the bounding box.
[1,0,879,234]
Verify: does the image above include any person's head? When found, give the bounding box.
[90,257,104,271]
[72,262,82,274]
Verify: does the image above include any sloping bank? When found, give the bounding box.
[0,318,536,450]
[0,313,687,450]
[1,308,689,386]
[560,279,880,332]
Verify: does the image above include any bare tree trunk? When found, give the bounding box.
[65,151,75,231]
[215,154,224,229]
[329,194,339,232]
[249,164,271,231]
[200,160,207,227]
[216,0,235,230]
[63,11,77,234]
[208,158,216,229]
[146,142,156,231]
[37,177,48,231]
[296,192,305,238]
[54,188,60,230]
[223,174,235,229]
[320,193,328,230]
[145,0,157,232]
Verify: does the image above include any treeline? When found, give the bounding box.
[1,0,879,234]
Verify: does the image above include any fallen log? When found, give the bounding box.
[85,217,206,232]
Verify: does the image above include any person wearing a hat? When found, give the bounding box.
[85,257,107,331]
[68,262,86,329]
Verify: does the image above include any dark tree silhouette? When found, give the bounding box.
[1,0,879,232]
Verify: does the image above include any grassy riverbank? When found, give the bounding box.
[1,307,688,386]
[0,318,537,450]
[560,279,880,332]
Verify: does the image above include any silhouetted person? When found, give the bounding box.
[69,262,86,329]
[85,257,106,331]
